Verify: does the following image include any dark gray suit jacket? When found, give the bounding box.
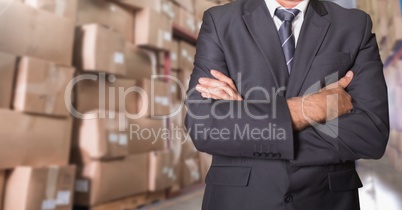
[184,0,390,209]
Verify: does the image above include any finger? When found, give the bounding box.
[210,70,237,90]
[202,89,229,100]
[212,86,242,100]
[201,92,220,100]
[338,71,354,89]
[325,71,354,90]
[199,77,228,88]
[197,84,240,100]
[208,92,229,100]
[204,91,242,100]
[196,85,216,97]
[196,85,231,99]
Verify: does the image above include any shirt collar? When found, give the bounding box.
[265,0,310,18]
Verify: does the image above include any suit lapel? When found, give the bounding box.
[286,0,331,97]
[242,0,289,94]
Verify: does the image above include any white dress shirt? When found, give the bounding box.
[264,0,310,46]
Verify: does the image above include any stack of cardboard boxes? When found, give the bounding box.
[357,0,402,173]
[0,0,234,209]
[0,0,77,209]
[70,0,225,205]
[159,0,229,191]
[356,0,402,61]
[71,0,175,207]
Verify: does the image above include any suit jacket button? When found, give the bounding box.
[273,153,282,159]
[266,152,274,159]
[253,152,262,157]
[285,195,293,203]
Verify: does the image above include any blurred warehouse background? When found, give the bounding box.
[0,0,400,210]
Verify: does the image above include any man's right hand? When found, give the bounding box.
[288,71,354,131]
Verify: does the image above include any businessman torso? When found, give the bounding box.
[185,0,389,209]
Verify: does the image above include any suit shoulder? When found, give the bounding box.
[321,1,370,33]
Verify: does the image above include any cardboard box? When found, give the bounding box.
[0,52,16,109]
[4,165,76,210]
[0,0,74,65]
[170,70,187,102]
[169,111,185,189]
[149,150,175,191]
[0,170,4,209]
[0,110,72,170]
[109,0,145,10]
[170,102,185,129]
[74,76,137,115]
[111,0,159,11]
[125,43,155,80]
[179,41,196,71]
[198,152,212,181]
[76,0,133,41]
[150,0,162,11]
[161,0,176,20]
[13,57,75,117]
[169,110,185,158]
[169,79,181,104]
[182,104,188,127]
[181,138,198,160]
[172,40,180,69]
[73,113,130,162]
[128,118,167,154]
[195,0,217,21]
[24,0,78,19]
[170,133,183,168]
[172,0,194,13]
[171,165,182,192]
[74,24,126,76]
[157,68,180,104]
[136,78,171,117]
[74,154,148,206]
[135,8,173,51]
[159,40,179,69]
[158,53,166,69]
[181,158,200,187]
[178,7,197,35]
[171,1,181,25]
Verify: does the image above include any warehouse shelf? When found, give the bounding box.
[74,190,166,210]
[167,183,205,199]
[173,23,198,46]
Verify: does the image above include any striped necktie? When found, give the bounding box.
[275,8,300,73]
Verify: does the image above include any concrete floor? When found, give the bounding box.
[142,157,402,210]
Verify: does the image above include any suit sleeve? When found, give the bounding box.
[184,10,295,159]
[291,14,390,166]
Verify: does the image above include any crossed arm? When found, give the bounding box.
[196,70,354,131]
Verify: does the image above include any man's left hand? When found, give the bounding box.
[196,70,243,101]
